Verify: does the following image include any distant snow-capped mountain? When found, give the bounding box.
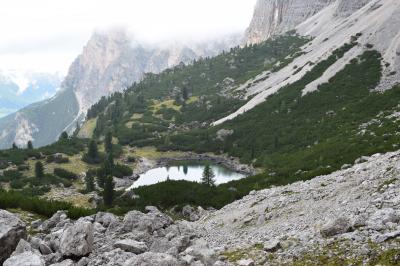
[0,71,62,117]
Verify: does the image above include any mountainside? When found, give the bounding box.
[224,0,400,124]
[0,30,240,149]
[0,71,61,118]
[84,0,400,199]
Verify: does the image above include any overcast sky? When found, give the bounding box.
[0,0,257,74]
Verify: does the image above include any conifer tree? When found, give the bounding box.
[182,86,189,101]
[85,170,95,192]
[59,131,69,141]
[105,131,113,154]
[103,176,115,206]
[87,140,99,162]
[27,140,33,150]
[35,161,44,179]
[201,164,215,187]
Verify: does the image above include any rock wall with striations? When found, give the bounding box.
[244,0,335,45]
[244,0,374,45]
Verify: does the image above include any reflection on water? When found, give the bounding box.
[130,162,245,188]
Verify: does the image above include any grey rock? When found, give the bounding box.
[183,239,216,265]
[60,220,93,257]
[44,229,63,252]
[213,261,232,266]
[12,239,36,256]
[77,257,90,266]
[43,252,63,266]
[114,239,148,254]
[95,212,118,228]
[180,254,195,264]
[123,252,181,266]
[50,259,75,266]
[237,259,254,266]
[39,211,68,233]
[376,230,400,243]
[320,217,352,238]
[263,239,281,252]
[367,208,400,231]
[31,220,42,229]
[3,251,45,266]
[87,248,132,266]
[122,210,173,233]
[0,210,27,264]
[39,242,53,255]
[355,156,370,164]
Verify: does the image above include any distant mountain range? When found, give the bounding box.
[0,29,241,148]
[0,71,62,118]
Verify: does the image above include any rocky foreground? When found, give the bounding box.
[1,151,400,265]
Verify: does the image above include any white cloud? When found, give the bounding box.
[0,0,257,74]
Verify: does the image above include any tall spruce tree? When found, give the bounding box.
[27,141,33,150]
[201,164,215,187]
[103,176,115,206]
[85,170,95,192]
[35,161,44,179]
[105,131,113,154]
[59,131,69,141]
[87,140,99,162]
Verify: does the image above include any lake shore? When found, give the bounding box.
[118,149,258,190]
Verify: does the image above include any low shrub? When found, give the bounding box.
[54,168,77,180]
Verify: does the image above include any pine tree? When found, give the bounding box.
[182,86,189,101]
[35,161,44,179]
[104,153,114,175]
[87,140,99,161]
[59,131,69,141]
[96,169,106,188]
[27,141,33,150]
[12,142,18,150]
[103,176,115,206]
[85,170,95,192]
[105,132,113,154]
[201,164,215,187]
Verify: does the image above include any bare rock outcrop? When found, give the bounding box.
[59,220,94,257]
[0,210,27,264]
[245,0,335,45]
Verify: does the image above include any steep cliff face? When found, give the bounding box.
[244,0,374,45]
[0,29,240,148]
[335,0,372,17]
[244,0,335,45]
[65,29,237,115]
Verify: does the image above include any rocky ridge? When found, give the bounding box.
[1,150,400,265]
